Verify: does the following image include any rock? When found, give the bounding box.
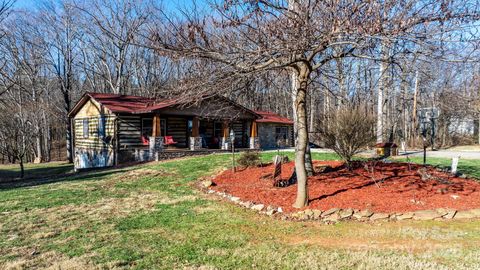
[412,210,443,220]
[240,201,253,208]
[304,209,314,218]
[266,208,276,216]
[396,212,414,220]
[339,208,354,219]
[470,209,480,217]
[230,197,240,203]
[277,207,283,213]
[455,209,480,219]
[436,188,448,194]
[207,189,215,194]
[201,180,213,188]
[454,210,476,219]
[251,204,265,211]
[353,209,374,219]
[443,210,457,219]
[323,212,341,222]
[370,213,390,221]
[312,209,322,219]
[266,205,275,211]
[321,208,340,217]
[316,165,333,173]
[296,211,310,220]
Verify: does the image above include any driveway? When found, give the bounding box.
[401,150,480,160]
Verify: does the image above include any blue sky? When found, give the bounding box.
[13,0,208,11]
[13,0,36,9]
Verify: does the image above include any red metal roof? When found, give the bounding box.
[87,92,177,114]
[255,111,294,125]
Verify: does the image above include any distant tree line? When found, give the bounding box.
[0,1,479,187]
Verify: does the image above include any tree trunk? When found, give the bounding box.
[475,115,480,144]
[66,120,73,163]
[19,157,24,179]
[293,63,310,208]
[376,43,389,144]
[35,135,42,163]
[291,70,314,178]
[411,70,419,147]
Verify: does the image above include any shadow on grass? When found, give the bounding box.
[0,167,131,190]
[0,163,73,181]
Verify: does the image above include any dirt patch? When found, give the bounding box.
[212,161,480,213]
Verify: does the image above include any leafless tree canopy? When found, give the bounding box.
[0,1,479,196]
[318,104,375,165]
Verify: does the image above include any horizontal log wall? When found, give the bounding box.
[167,117,187,147]
[231,121,245,147]
[73,115,116,150]
[118,115,143,148]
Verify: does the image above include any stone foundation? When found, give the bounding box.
[221,137,231,150]
[74,148,114,170]
[189,137,203,150]
[149,136,164,160]
[249,137,260,149]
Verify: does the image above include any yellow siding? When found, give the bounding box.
[73,116,116,150]
[74,99,111,119]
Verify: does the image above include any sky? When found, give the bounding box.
[12,0,208,11]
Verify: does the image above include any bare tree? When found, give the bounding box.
[149,0,480,208]
[318,104,375,167]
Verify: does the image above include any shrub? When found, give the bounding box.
[318,104,375,166]
[237,151,261,168]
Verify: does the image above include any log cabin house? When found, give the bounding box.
[68,92,294,169]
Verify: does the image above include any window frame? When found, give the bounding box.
[83,119,89,138]
[98,116,105,138]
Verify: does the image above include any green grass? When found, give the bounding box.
[1,153,480,269]
[393,156,480,179]
[0,161,73,181]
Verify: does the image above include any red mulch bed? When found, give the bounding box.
[212,161,480,213]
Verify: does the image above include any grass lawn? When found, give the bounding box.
[1,153,480,269]
[0,162,73,181]
[393,156,480,179]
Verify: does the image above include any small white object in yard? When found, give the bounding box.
[251,204,265,211]
[451,156,460,175]
[451,195,460,200]
[277,207,283,213]
[201,180,213,188]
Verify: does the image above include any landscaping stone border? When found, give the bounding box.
[200,180,480,223]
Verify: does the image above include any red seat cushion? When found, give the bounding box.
[164,136,177,145]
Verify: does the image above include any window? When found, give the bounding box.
[161,119,166,136]
[142,118,153,137]
[83,119,89,138]
[275,126,288,146]
[213,122,223,137]
[98,116,105,138]
[141,118,166,137]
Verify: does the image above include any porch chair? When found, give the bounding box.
[141,136,150,146]
[164,136,178,146]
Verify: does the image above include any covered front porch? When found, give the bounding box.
[143,113,259,150]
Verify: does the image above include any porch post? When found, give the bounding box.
[249,120,260,149]
[152,114,161,137]
[221,121,230,150]
[189,116,202,150]
[149,113,163,160]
